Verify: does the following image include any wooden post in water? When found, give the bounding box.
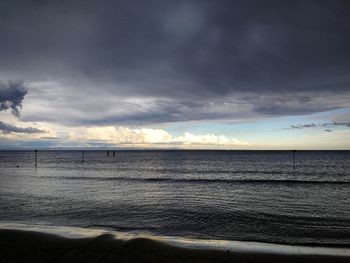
[34,149,38,167]
[107,150,109,157]
[293,150,296,170]
[82,151,85,163]
[113,150,115,157]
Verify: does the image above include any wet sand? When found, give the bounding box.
[1,228,350,263]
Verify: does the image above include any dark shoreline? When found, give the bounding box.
[1,227,350,263]
[86,225,350,249]
[3,222,350,249]
[1,149,350,152]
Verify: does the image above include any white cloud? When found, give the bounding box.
[69,126,248,149]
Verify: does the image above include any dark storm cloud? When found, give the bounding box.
[0,80,27,117]
[0,0,350,124]
[0,121,44,134]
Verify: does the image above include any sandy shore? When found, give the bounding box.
[1,228,350,263]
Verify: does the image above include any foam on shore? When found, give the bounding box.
[1,222,349,257]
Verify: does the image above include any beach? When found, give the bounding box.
[1,225,350,263]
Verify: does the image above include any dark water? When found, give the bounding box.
[0,150,350,246]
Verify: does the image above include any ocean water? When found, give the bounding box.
[0,150,349,246]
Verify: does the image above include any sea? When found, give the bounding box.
[0,150,349,246]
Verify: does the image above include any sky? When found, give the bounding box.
[0,0,349,149]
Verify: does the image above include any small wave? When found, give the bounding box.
[96,167,349,177]
[37,175,350,184]
[87,224,158,232]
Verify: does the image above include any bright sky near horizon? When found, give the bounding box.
[0,0,350,149]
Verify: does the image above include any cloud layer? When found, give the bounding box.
[0,1,349,149]
[0,0,349,127]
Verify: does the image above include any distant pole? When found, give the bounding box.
[107,150,109,157]
[82,151,85,163]
[34,149,38,167]
[113,150,115,157]
[293,150,296,170]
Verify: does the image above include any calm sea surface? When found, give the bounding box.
[0,150,349,246]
